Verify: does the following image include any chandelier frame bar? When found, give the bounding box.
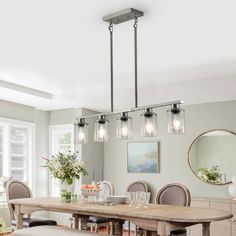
[76,100,183,120]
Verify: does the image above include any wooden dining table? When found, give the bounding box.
[9,197,233,236]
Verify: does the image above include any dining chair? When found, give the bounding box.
[127,181,149,193]
[125,181,150,236]
[74,181,114,234]
[155,183,191,236]
[6,179,57,229]
[87,181,114,233]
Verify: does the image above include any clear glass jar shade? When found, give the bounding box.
[140,113,158,137]
[74,123,88,144]
[116,117,133,139]
[167,108,185,134]
[94,120,109,142]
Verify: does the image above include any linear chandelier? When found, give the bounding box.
[74,8,185,144]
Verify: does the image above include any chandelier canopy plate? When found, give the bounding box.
[103,8,144,24]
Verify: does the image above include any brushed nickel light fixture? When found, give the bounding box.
[116,112,133,139]
[94,115,109,142]
[167,104,185,134]
[74,8,185,143]
[74,118,88,144]
[140,108,158,137]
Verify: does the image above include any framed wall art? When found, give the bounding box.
[127,142,159,173]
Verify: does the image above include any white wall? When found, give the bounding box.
[0,100,50,224]
[0,100,49,197]
[104,100,236,200]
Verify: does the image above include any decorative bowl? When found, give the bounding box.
[81,188,100,197]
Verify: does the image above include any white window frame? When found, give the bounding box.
[49,124,74,196]
[0,117,35,192]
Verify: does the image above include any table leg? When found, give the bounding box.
[202,223,210,236]
[16,213,24,229]
[157,222,170,236]
[144,230,152,236]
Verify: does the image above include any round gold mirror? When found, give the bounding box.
[188,129,236,185]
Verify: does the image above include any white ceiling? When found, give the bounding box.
[0,0,236,111]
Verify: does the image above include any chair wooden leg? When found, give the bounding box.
[109,222,115,235]
[95,225,98,233]
[128,221,131,236]
[74,215,79,230]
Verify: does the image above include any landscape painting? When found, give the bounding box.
[127,142,159,173]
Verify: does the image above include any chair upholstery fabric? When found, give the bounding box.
[87,216,109,224]
[156,183,191,206]
[127,181,148,192]
[11,217,57,227]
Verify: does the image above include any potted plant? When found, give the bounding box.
[0,218,10,235]
[198,165,221,183]
[43,151,88,192]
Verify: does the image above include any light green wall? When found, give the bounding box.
[49,108,82,125]
[104,100,236,200]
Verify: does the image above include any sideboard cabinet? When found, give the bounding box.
[188,197,235,236]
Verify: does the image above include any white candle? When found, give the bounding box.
[92,166,95,181]
[100,163,104,181]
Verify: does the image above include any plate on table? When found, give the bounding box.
[106,196,128,204]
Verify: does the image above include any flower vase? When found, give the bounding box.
[60,181,75,193]
[228,176,236,199]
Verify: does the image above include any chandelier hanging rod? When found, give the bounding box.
[104,8,144,112]
[76,100,183,120]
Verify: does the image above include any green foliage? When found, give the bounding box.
[43,152,88,185]
[0,218,7,233]
[198,165,221,183]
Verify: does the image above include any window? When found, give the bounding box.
[49,125,74,196]
[0,118,34,189]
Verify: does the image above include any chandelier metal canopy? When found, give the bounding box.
[74,8,185,144]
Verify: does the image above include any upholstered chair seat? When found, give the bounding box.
[11,217,57,228]
[87,216,109,224]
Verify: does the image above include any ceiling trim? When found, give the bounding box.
[0,80,53,99]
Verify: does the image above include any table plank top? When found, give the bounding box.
[9,197,233,223]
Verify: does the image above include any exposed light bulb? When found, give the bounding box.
[141,108,157,137]
[78,131,85,140]
[145,120,153,135]
[121,126,129,137]
[98,126,105,139]
[167,104,185,134]
[173,118,181,131]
